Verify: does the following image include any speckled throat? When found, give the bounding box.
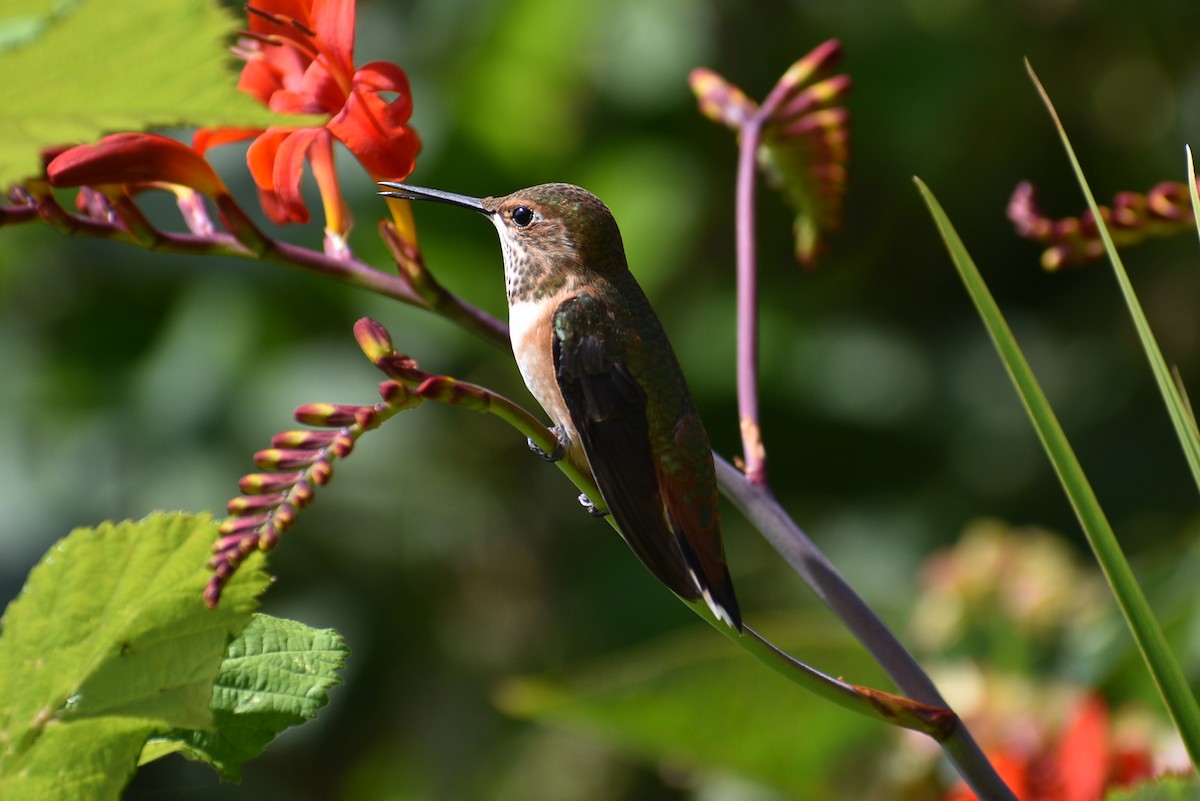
[491,219,579,305]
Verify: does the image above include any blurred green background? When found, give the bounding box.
[3,0,1200,798]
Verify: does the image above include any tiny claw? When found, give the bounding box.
[578,493,608,518]
[528,426,566,462]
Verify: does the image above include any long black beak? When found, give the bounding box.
[378,182,487,213]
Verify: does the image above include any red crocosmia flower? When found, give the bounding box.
[196,0,420,247]
[48,133,229,199]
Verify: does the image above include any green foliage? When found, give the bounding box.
[0,0,69,52]
[495,613,883,797]
[1107,776,1200,801]
[0,0,310,186]
[0,513,264,798]
[0,512,346,800]
[141,614,348,781]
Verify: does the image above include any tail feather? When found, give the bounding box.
[679,535,742,632]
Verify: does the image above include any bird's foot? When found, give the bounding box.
[528,426,566,462]
[578,493,609,518]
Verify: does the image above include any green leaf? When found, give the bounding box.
[142,614,348,781]
[0,512,268,801]
[1106,775,1200,801]
[1188,145,1200,254]
[5,718,154,801]
[0,0,71,53]
[0,0,315,186]
[915,175,1200,771]
[495,613,883,796]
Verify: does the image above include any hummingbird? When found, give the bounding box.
[378,181,742,632]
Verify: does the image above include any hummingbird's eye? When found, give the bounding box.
[511,206,535,228]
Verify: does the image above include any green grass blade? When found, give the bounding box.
[1188,145,1200,250]
[1025,62,1200,495]
[1172,366,1200,442]
[915,177,1200,770]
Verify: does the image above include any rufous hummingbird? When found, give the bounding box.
[379,181,741,631]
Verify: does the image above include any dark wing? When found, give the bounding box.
[551,293,702,603]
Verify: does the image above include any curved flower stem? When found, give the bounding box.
[732,57,831,486]
[735,115,767,484]
[713,459,940,700]
[719,49,1010,795]
[713,457,1015,801]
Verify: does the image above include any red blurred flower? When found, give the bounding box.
[946,695,1155,801]
[196,0,420,244]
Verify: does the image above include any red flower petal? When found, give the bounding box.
[48,133,226,197]
[247,0,314,35]
[268,84,331,115]
[292,58,346,114]
[193,127,262,156]
[1110,748,1155,788]
[272,127,327,224]
[246,128,291,191]
[256,184,291,226]
[238,57,281,106]
[239,45,312,106]
[311,0,356,79]
[244,128,300,225]
[307,130,349,236]
[327,61,420,179]
[353,61,413,114]
[1055,696,1111,801]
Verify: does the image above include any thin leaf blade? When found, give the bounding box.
[915,176,1200,770]
[1187,145,1200,251]
[1024,62,1200,498]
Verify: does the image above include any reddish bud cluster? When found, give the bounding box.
[1008,179,1194,270]
[206,317,428,606]
[205,316,535,605]
[689,39,852,267]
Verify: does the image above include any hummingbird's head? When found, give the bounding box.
[379,181,627,303]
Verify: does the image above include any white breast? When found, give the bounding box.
[508,298,581,448]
